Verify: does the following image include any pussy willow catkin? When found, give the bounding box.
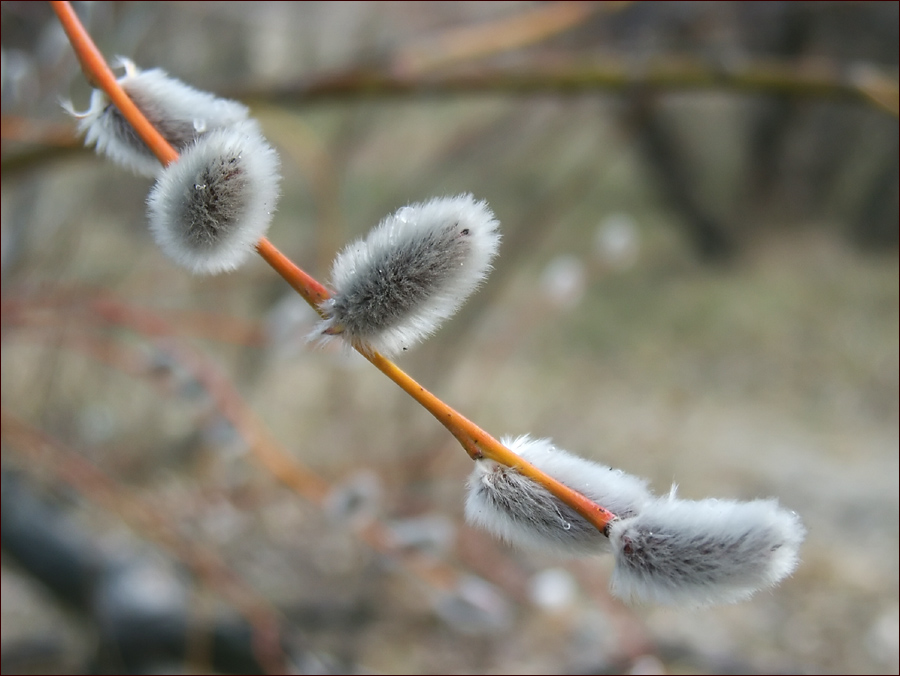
[311,194,500,357]
[146,121,281,275]
[64,58,251,177]
[608,493,806,606]
[465,435,652,554]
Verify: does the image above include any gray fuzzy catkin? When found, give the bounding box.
[313,194,500,357]
[465,436,652,555]
[146,121,280,275]
[64,58,251,177]
[608,495,806,606]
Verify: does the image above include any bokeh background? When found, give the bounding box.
[2,2,898,674]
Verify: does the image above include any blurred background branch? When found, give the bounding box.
[243,55,898,116]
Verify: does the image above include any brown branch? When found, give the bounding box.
[240,55,898,117]
[391,1,612,75]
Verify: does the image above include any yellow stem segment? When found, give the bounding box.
[255,237,330,311]
[365,352,617,532]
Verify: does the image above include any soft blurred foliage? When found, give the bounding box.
[2,2,898,674]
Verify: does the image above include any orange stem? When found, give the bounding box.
[50,0,617,534]
[365,352,617,532]
[255,237,330,310]
[50,1,178,166]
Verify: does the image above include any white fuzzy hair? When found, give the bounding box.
[311,194,500,357]
[609,494,806,606]
[63,58,251,177]
[146,121,281,275]
[465,435,652,555]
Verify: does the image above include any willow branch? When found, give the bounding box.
[241,55,898,117]
[50,0,617,534]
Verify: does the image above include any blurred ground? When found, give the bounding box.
[2,2,898,674]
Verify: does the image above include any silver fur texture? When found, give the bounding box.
[609,495,806,606]
[146,121,280,274]
[64,58,251,177]
[465,436,652,555]
[313,194,500,356]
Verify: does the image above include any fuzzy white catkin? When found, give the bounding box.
[608,495,806,607]
[311,194,500,357]
[63,58,251,177]
[465,435,652,555]
[146,121,281,275]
